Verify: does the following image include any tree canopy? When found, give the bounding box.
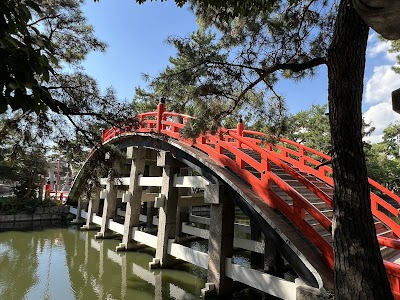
[0,0,134,204]
[1,0,134,146]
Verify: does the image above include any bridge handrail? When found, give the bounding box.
[239,129,400,237]
[218,129,334,267]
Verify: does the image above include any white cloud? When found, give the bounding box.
[363,102,400,143]
[365,65,400,104]
[367,33,398,63]
[368,39,390,57]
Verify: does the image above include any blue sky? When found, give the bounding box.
[81,0,400,142]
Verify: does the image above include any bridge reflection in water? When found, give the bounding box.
[65,227,206,300]
[0,226,218,300]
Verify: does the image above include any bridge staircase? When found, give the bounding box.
[225,144,400,262]
[238,149,400,260]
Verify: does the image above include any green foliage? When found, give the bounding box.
[381,121,400,158]
[1,0,133,152]
[365,122,400,192]
[136,0,284,18]
[135,29,289,137]
[1,0,109,114]
[0,196,39,214]
[285,104,331,153]
[0,196,60,214]
[132,0,337,137]
[1,0,136,193]
[366,143,400,192]
[389,40,400,73]
[0,0,54,113]
[0,134,48,200]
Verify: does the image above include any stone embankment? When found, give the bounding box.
[0,206,74,223]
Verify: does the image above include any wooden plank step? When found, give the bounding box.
[308,222,331,235]
[381,247,400,261]
[272,189,332,200]
[305,209,333,221]
[377,229,393,237]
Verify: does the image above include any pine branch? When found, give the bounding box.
[264,57,327,74]
[27,14,61,27]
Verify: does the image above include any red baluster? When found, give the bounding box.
[236,118,244,148]
[156,98,166,133]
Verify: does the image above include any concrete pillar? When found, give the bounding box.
[150,152,180,268]
[81,188,101,230]
[116,148,146,251]
[83,231,89,267]
[175,168,191,243]
[121,253,127,299]
[154,271,163,300]
[295,279,327,299]
[145,164,160,232]
[114,198,124,222]
[95,169,118,239]
[201,184,234,297]
[71,199,87,224]
[175,206,190,243]
[250,220,264,269]
[264,237,285,277]
[81,231,90,286]
[99,240,105,279]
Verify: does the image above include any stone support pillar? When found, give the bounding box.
[175,168,190,243]
[81,188,101,230]
[201,184,234,297]
[114,197,124,222]
[154,271,163,300]
[99,240,105,279]
[295,279,327,300]
[175,205,190,243]
[150,152,180,268]
[145,164,160,232]
[95,169,118,239]
[116,148,146,251]
[250,219,264,269]
[71,199,87,224]
[264,237,285,277]
[121,253,127,299]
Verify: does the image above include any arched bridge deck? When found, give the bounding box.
[68,102,400,299]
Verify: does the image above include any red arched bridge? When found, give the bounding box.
[68,101,400,299]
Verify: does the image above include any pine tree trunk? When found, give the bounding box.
[328,0,393,299]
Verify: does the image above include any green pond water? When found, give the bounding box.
[0,225,272,300]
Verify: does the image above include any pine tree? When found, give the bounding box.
[135,0,397,298]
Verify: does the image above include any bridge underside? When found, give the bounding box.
[69,133,333,299]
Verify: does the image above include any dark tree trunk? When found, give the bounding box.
[328,0,393,299]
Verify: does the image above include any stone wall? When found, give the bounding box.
[0,206,74,223]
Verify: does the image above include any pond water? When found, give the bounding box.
[0,225,272,300]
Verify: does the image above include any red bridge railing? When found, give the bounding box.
[101,102,400,298]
